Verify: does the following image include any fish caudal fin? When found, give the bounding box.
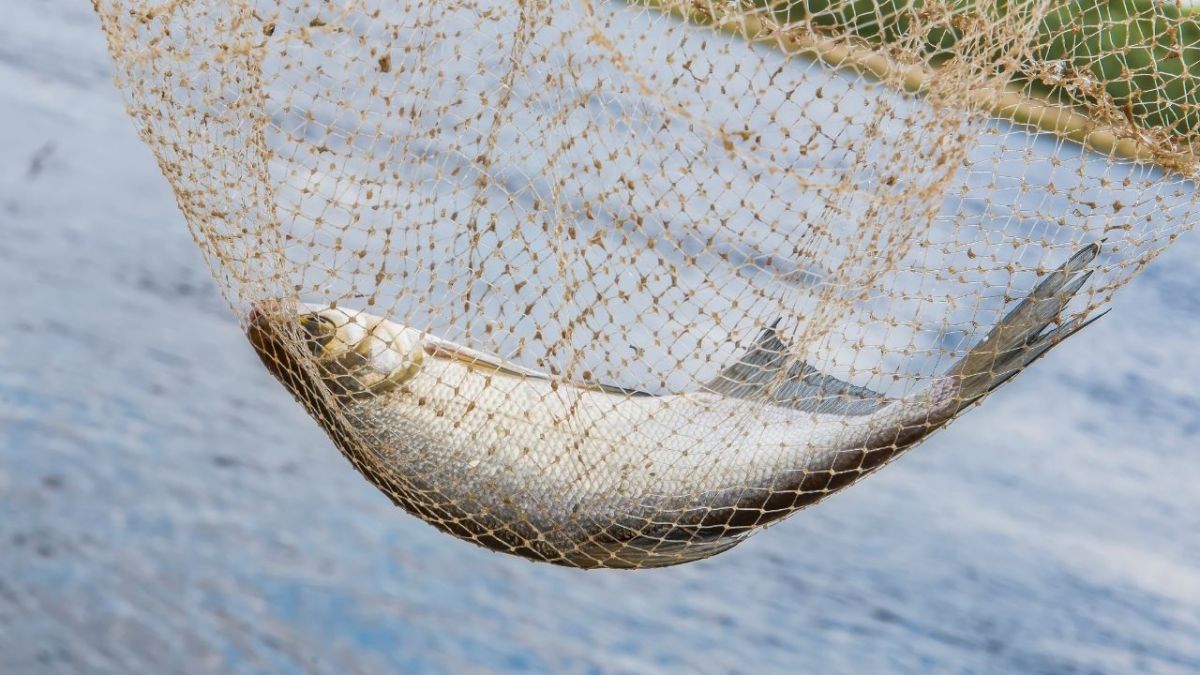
[947,242,1106,407]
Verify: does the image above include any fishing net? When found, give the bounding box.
[95,0,1197,568]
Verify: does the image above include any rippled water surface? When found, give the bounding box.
[2,2,1199,673]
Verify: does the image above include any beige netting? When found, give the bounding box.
[95,0,1197,568]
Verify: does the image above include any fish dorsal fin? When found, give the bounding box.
[702,319,890,416]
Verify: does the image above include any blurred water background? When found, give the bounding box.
[2,1,1199,673]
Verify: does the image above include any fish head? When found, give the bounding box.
[248,299,424,400]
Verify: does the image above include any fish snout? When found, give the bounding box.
[245,298,321,402]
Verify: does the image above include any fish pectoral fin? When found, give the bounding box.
[703,319,891,415]
[425,335,657,397]
[577,381,657,397]
[424,338,550,380]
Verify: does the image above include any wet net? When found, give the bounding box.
[96,0,1197,568]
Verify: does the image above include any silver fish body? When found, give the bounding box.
[248,244,1103,568]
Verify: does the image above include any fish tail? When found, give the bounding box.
[946,242,1105,407]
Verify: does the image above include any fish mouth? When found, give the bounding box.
[246,298,326,409]
[247,298,302,355]
[246,298,311,387]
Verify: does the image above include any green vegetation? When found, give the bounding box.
[764,0,1200,140]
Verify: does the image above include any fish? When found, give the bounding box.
[247,243,1105,569]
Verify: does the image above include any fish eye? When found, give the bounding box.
[298,313,336,353]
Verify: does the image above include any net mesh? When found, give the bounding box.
[95,0,1197,568]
